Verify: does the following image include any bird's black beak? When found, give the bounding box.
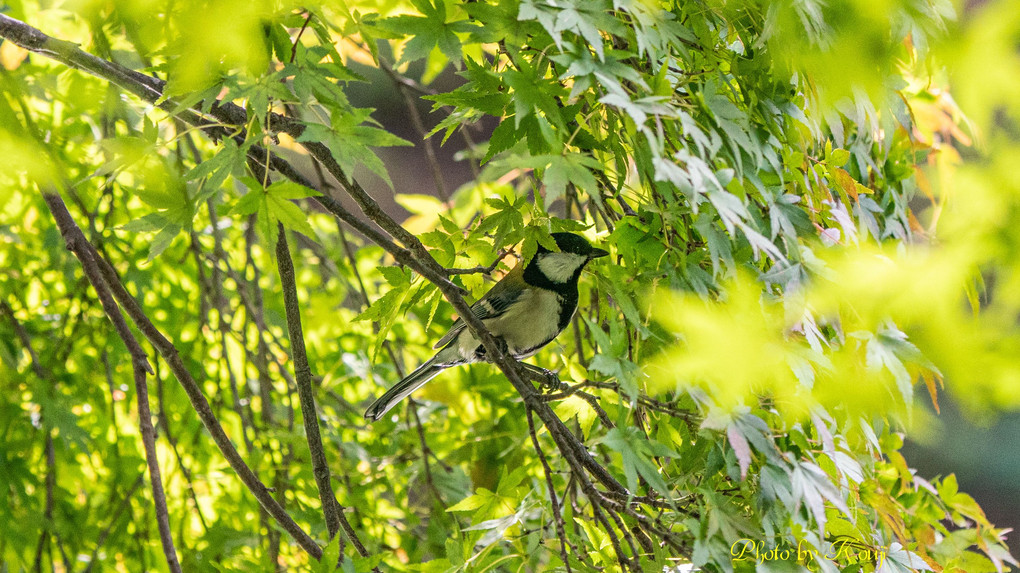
[589,247,609,260]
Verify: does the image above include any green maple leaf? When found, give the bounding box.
[378,0,477,65]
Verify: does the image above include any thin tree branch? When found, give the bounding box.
[185,138,259,450]
[131,355,182,573]
[1,304,78,573]
[374,52,482,179]
[32,432,55,573]
[444,249,511,275]
[543,379,697,424]
[380,59,449,202]
[83,474,145,573]
[243,215,281,429]
[275,226,369,557]
[40,189,181,573]
[290,12,313,64]
[527,407,574,573]
[0,301,48,377]
[63,206,326,559]
[0,14,464,296]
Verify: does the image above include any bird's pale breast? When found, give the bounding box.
[452,287,564,361]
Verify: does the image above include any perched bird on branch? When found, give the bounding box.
[364,232,608,421]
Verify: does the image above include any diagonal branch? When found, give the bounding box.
[83,474,145,573]
[58,207,326,559]
[40,189,182,573]
[0,14,462,298]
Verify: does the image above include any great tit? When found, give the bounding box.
[364,232,609,421]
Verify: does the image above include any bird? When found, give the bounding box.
[364,232,609,421]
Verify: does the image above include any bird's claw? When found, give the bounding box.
[538,369,564,392]
[520,363,564,392]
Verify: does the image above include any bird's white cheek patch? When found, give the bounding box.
[536,253,586,283]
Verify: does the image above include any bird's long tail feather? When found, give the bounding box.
[364,357,446,421]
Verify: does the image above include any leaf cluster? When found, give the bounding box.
[1,0,1018,571]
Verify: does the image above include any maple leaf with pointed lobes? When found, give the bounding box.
[229,180,321,248]
[378,0,478,65]
[502,60,567,131]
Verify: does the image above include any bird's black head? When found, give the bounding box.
[525,233,609,288]
[538,232,610,259]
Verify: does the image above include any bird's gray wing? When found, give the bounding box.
[432,267,524,349]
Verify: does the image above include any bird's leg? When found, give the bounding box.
[478,337,511,361]
[520,362,565,393]
[489,336,563,391]
[494,336,510,355]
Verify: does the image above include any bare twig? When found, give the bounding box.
[83,474,145,573]
[275,226,369,557]
[243,216,280,428]
[1,301,48,377]
[3,300,85,573]
[175,137,261,452]
[32,432,55,573]
[290,12,313,64]
[86,220,325,559]
[380,59,449,202]
[131,355,182,572]
[542,379,697,423]
[163,425,211,534]
[373,53,482,179]
[40,190,181,573]
[527,407,574,572]
[445,249,512,275]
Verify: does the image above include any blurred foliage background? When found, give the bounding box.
[2,0,1020,571]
